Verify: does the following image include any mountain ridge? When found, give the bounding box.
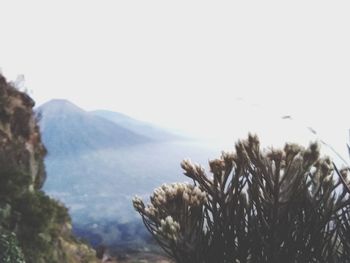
[90,109,181,141]
[36,99,152,156]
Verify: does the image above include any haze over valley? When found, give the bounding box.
[37,99,222,248]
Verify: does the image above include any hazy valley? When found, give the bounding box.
[36,99,221,253]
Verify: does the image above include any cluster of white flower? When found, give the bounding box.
[133,183,208,244]
[132,195,144,212]
[151,183,207,207]
[157,215,180,241]
[144,204,157,217]
[184,185,208,206]
[181,158,196,171]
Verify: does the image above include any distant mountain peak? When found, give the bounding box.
[38,99,86,116]
[41,98,78,107]
[36,99,152,156]
[91,110,182,141]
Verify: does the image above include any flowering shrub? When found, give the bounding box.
[133,134,350,263]
[133,183,208,262]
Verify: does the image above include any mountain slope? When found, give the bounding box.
[90,110,180,141]
[36,100,217,248]
[36,99,151,156]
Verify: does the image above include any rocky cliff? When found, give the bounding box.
[0,74,97,263]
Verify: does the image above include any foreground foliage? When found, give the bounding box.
[0,231,25,263]
[134,134,350,263]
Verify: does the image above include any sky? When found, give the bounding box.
[0,1,349,157]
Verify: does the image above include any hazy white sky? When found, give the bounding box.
[0,1,349,155]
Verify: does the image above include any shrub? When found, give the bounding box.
[133,134,350,263]
[12,191,71,262]
[0,231,26,263]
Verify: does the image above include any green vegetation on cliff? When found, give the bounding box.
[0,74,97,263]
[0,232,25,263]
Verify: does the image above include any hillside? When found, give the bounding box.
[90,110,180,141]
[36,99,151,156]
[0,75,97,263]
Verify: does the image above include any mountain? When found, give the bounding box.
[36,99,151,156]
[36,100,218,249]
[90,110,180,141]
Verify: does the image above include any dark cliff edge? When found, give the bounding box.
[0,74,97,263]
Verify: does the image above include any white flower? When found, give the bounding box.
[157,215,180,241]
[132,196,144,212]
